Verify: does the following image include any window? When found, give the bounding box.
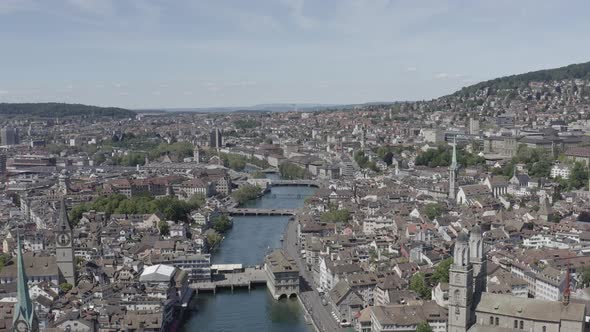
[542,327,546,332]
[489,317,494,325]
[520,321,523,329]
[495,317,499,326]
[514,320,518,328]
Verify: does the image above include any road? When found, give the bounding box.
[283,219,349,332]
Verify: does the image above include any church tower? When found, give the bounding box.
[448,232,473,332]
[13,235,39,332]
[449,138,458,200]
[56,199,76,286]
[193,145,200,164]
[469,225,486,305]
[57,170,70,196]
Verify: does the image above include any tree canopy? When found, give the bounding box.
[0,102,135,119]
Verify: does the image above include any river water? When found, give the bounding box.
[181,185,317,332]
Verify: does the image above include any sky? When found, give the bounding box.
[1,0,590,109]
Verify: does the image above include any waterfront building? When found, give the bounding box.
[264,249,299,300]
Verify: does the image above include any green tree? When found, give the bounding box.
[424,203,444,220]
[59,283,73,293]
[206,232,223,249]
[416,321,433,332]
[409,272,430,299]
[158,220,170,236]
[0,254,11,272]
[279,162,308,179]
[212,215,233,233]
[432,258,453,283]
[320,209,350,223]
[231,185,263,204]
[568,162,588,190]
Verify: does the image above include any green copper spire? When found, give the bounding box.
[13,234,36,330]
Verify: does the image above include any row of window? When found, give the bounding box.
[488,316,546,332]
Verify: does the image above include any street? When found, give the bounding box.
[283,219,349,332]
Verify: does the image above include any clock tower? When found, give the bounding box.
[56,199,76,286]
[13,235,39,332]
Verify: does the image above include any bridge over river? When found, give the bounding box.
[228,207,297,216]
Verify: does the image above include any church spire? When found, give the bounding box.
[58,198,71,233]
[13,234,37,331]
[449,138,458,200]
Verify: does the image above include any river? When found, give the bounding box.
[181,185,317,332]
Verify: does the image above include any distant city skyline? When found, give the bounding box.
[1,0,590,109]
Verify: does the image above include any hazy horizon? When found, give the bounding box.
[2,0,590,109]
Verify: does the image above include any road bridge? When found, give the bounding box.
[228,208,297,216]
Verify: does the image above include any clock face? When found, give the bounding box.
[15,320,28,332]
[57,233,70,246]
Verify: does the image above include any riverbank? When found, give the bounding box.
[181,185,317,332]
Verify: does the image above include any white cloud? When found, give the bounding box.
[406,66,417,72]
[435,73,449,79]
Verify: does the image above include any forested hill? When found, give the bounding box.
[453,61,590,97]
[0,103,136,119]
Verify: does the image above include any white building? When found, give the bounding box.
[551,164,571,179]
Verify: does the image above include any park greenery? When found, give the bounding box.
[234,119,259,129]
[373,145,411,165]
[231,184,263,204]
[320,206,350,223]
[552,161,589,192]
[354,151,378,171]
[414,144,485,168]
[201,150,270,171]
[69,194,205,225]
[492,145,554,178]
[279,162,308,179]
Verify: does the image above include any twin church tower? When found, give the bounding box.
[448,225,487,332]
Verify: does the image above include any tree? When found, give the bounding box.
[158,220,170,236]
[320,209,350,223]
[432,258,453,283]
[409,272,430,299]
[0,254,11,272]
[212,215,233,233]
[581,267,590,287]
[416,321,433,332]
[231,185,262,204]
[424,203,444,220]
[206,232,223,249]
[279,162,308,179]
[59,283,73,293]
[568,162,588,190]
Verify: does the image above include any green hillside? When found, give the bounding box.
[0,103,136,119]
[454,61,590,97]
